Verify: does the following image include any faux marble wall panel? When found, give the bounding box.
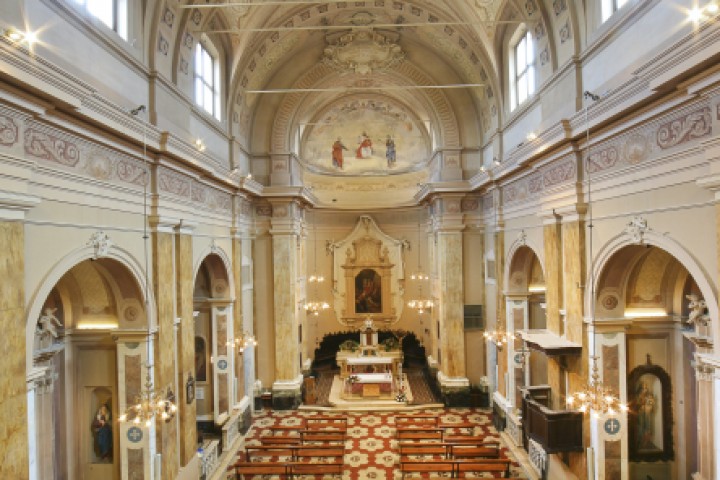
[217,313,227,356]
[543,223,562,334]
[605,440,621,480]
[272,234,299,381]
[219,375,229,414]
[152,232,178,480]
[603,344,619,392]
[125,354,141,406]
[438,232,465,377]
[127,449,144,480]
[0,222,28,478]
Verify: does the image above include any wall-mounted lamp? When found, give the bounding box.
[3,28,38,45]
[194,138,206,152]
[688,2,718,22]
[493,157,501,166]
[526,132,538,141]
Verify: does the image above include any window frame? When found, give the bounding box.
[71,0,128,40]
[194,40,222,121]
[601,0,630,22]
[510,28,536,111]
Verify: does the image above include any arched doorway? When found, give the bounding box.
[593,243,705,480]
[29,257,147,480]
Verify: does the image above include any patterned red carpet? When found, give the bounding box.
[229,408,527,479]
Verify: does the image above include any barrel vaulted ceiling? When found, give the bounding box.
[155,0,573,207]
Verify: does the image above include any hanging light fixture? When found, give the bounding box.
[565,92,626,418]
[230,331,257,355]
[482,321,516,349]
[119,105,177,426]
[305,212,330,316]
[407,211,433,313]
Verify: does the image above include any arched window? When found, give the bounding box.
[194,40,221,121]
[602,0,630,22]
[71,0,128,40]
[510,29,535,111]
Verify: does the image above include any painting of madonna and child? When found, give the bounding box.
[301,99,430,175]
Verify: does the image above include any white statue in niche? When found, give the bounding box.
[686,294,709,326]
[37,308,63,341]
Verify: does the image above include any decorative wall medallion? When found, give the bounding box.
[587,146,618,173]
[214,280,228,296]
[162,8,175,28]
[0,115,19,146]
[124,306,140,322]
[461,198,479,211]
[517,230,527,246]
[602,295,619,310]
[539,48,549,66]
[127,426,143,443]
[24,129,80,166]
[623,133,649,164]
[559,21,571,43]
[255,204,272,216]
[625,216,649,244]
[183,32,194,50]
[511,271,524,287]
[322,28,404,75]
[656,106,712,149]
[87,231,113,259]
[179,57,189,74]
[85,151,113,180]
[525,0,537,15]
[216,358,228,371]
[534,23,545,39]
[158,34,169,55]
[446,200,461,213]
[552,0,567,15]
[191,9,202,25]
[604,418,621,435]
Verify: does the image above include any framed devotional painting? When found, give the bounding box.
[627,355,674,462]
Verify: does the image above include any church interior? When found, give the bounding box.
[1,0,719,479]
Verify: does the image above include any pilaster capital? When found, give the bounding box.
[554,204,588,223]
[538,209,562,225]
[149,215,180,233]
[0,190,41,220]
[696,173,720,202]
[175,220,197,235]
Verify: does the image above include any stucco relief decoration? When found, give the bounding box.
[326,215,406,326]
[623,133,650,164]
[686,294,709,327]
[302,97,429,175]
[625,216,649,245]
[158,169,191,198]
[559,21,571,43]
[602,294,619,310]
[322,27,405,75]
[543,160,575,187]
[158,34,169,55]
[0,115,19,146]
[124,305,140,323]
[87,231,113,259]
[461,198,479,212]
[24,128,80,166]
[529,175,543,194]
[85,151,113,181]
[256,204,272,216]
[116,159,147,186]
[656,106,711,149]
[587,146,618,173]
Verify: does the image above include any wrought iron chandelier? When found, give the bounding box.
[566,356,627,417]
[407,213,433,313]
[482,325,516,349]
[305,212,330,316]
[232,331,258,355]
[120,105,177,426]
[565,92,625,417]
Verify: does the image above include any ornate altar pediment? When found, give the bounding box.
[327,216,408,327]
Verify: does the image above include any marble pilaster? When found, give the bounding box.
[270,202,302,408]
[560,216,588,478]
[211,302,233,422]
[542,216,563,409]
[231,233,244,403]
[0,221,28,479]
[152,229,179,480]
[174,226,196,466]
[115,332,155,480]
[495,228,508,399]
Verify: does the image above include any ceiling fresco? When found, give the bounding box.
[301,97,430,176]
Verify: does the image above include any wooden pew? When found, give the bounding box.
[396,426,444,441]
[259,435,302,445]
[395,414,440,427]
[299,429,347,444]
[234,461,291,479]
[294,445,346,462]
[398,460,454,479]
[245,445,294,462]
[246,444,345,462]
[454,458,513,478]
[449,442,500,459]
[305,415,348,430]
[398,442,449,460]
[289,460,344,478]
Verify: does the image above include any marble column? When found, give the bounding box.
[174,223,196,466]
[495,227,508,399]
[115,332,155,480]
[0,220,29,479]
[560,212,588,479]
[270,201,302,409]
[542,214,563,409]
[151,224,179,480]
[431,196,469,404]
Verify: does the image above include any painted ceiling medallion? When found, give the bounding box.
[322,28,405,75]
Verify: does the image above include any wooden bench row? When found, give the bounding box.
[259,429,347,445]
[399,459,515,478]
[394,414,476,431]
[245,444,345,462]
[233,461,343,479]
[399,441,501,460]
